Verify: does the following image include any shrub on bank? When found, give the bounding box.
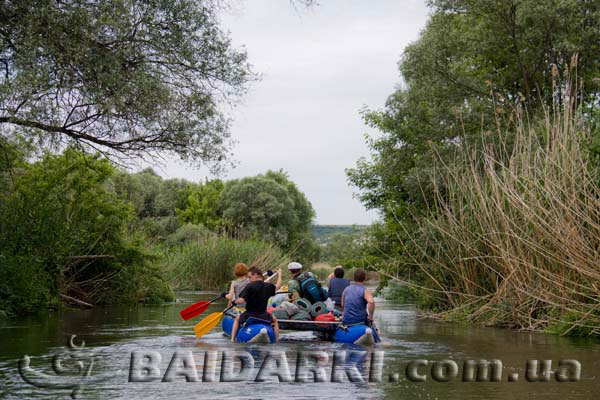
[0,148,174,316]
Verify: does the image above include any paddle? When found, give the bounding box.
[194,270,280,338]
[179,292,227,321]
[194,304,236,338]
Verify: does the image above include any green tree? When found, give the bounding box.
[176,179,224,229]
[0,148,173,315]
[156,178,189,217]
[219,171,318,260]
[347,0,600,270]
[264,170,314,240]
[0,0,253,166]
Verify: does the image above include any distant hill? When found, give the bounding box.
[312,224,368,244]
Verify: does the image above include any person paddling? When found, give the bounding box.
[341,269,375,325]
[230,266,281,342]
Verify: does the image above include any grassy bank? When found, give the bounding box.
[385,85,600,336]
[159,231,291,291]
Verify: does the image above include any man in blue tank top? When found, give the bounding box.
[341,269,375,325]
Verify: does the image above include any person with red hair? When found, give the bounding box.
[226,263,249,307]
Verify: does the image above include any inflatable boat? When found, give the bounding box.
[332,323,380,345]
[278,319,380,345]
[222,314,276,343]
[221,312,380,345]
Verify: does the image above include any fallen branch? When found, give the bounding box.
[60,294,94,308]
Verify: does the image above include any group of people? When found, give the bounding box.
[224,261,376,342]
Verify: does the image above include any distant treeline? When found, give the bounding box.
[311,225,367,244]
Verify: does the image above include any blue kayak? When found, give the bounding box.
[333,324,380,345]
[222,315,276,343]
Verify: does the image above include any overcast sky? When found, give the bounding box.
[154,0,430,225]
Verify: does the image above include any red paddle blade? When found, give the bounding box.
[179,301,210,321]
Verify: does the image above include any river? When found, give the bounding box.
[1,290,599,399]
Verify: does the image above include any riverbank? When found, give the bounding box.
[0,143,317,318]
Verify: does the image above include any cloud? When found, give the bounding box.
[154,0,429,225]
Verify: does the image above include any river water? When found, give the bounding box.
[1,291,599,399]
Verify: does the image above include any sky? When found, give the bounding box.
[152,0,430,225]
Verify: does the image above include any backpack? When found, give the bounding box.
[295,273,326,304]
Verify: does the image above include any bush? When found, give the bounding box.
[0,148,174,315]
[0,255,53,315]
[165,223,211,246]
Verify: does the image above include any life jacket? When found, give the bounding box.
[295,273,326,304]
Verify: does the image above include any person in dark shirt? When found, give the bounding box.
[230,266,280,342]
[328,266,350,310]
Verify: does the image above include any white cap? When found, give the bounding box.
[287,262,303,271]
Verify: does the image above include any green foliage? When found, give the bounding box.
[320,232,364,264]
[347,0,600,282]
[159,233,291,291]
[176,179,224,229]
[0,0,253,166]
[132,216,181,242]
[111,169,188,218]
[219,170,319,262]
[220,175,295,245]
[165,223,210,246]
[545,311,598,337]
[0,147,173,315]
[311,224,368,244]
[0,255,54,315]
[383,97,600,335]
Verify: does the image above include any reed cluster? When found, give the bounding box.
[160,233,291,291]
[395,80,600,335]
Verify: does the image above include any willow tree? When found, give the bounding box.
[0,0,253,167]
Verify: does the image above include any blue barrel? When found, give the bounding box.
[333,324,380,345]
[222,315,276,343]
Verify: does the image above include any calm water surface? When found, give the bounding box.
[1,291,599,399]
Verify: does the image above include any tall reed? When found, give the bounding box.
[159,233,291,290]
[392,75,600,335]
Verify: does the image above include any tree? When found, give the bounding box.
[0,0,253,167]
[219,171,318,260]
[176,179,224,229]
[0,147,174,314]
[347,0,600,259]
[155,178,189,217]
[264,170,314,238]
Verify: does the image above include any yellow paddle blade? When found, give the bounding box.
[194,312,224,338]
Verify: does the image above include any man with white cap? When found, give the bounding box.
[287,261,326,303]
